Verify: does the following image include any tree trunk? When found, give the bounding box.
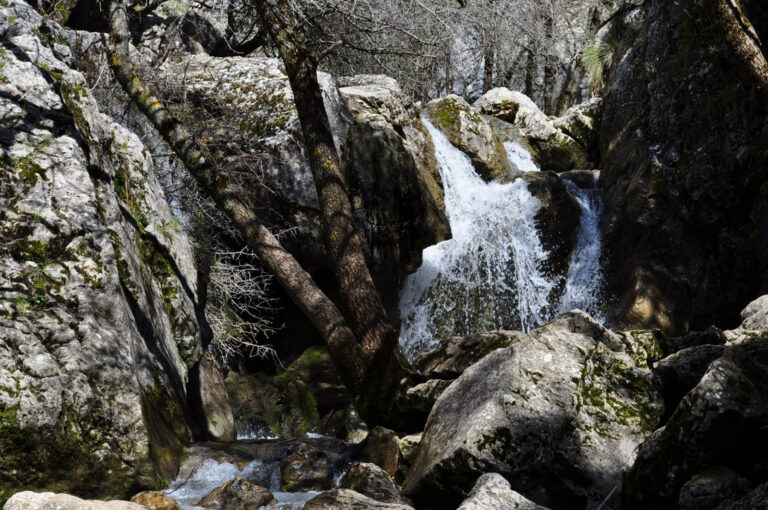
[483,44,494,93]
[102,0,414,428]
[253,0,413,426]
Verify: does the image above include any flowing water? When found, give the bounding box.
[398,118,604,361]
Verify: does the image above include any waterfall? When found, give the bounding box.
[398,118,555,360]
[398,118,605,361]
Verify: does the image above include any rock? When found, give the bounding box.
[652,344,726,415]
[196,478,274,509]
[395,379,452,414]
[405,311,663,508]
[600,0,768,336]
[397,434,422,465]
[340,463,409,505]
[359,427,401,480]
[279,441,344,492]
[424,95,513,181]
[552,98,602,159]
[188,353,236,441]
[129,491,180,510]
[3,491,143,509]
[473,88,588,171]
[0,4,209,501]
[731,481,768,509]
[457,474,547,510]
[339,75,412,128]
[622,337,768,508]
[415,331,526,379]
[740,295,768,330]
[303,489,414,510]
[678,466,752,510]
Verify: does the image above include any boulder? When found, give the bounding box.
[731,482,768,509]
[340,463,409,505]
[424,95,513,181]
[552,98,602,159]
[404,312,663,508]
[129,491,180,510]
[739,295,768,331]
[457,474,547,510]
[3,492,143,509]
[196,478,274,509]
[473,89,588,172]
[414,331,526,379]
[303,489,414,510]
[622,337,768,508]
[397,434,422,465]
[188,353,236,441]
[677,466,751,510]
[359,427,401,480]
[652,344,726,415]
[395,379,452,414]
[280,441,343,492]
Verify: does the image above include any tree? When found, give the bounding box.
[101,0,415,429]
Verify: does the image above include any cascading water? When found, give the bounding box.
[398,117,605,361]
[398,118,555,360]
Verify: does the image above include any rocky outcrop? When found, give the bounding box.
[600,0,768,336]
[3,492,144,510]
[0,2,229,502]
[404,312,662,508]
[457,474,546,510]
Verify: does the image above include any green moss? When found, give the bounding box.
[114,168,127,201]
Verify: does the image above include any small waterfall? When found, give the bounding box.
[557,179,605,319]
[398,118,555,360]
[398,118,605,361]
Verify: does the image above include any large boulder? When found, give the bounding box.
[340,463,409,505]
[457,474,547,510]
[196,478,274,509]
[404,312,663,508]
[3,492,143,510]
[303,489,414,510]
[739,294,768,331]
[473,88,588,172]
[622,337,768,508]
[0,3,226,501]
[600,0,768,335]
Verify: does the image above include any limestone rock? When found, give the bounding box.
[457,474,547,510]
[552,98,602,158]
[405,311,663,508]
[340,463,409,505]
[652,344,726,413]
[129,491,180,510]
[739,295,768,331]
[3,492,143,510]
[415,331,526,379]
[623,337,768,508]
[197,478,274,509]
[473,88,588,171]
[303,489,414,510]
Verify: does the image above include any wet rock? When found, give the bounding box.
[739,295,768,331]
[360,427,401,479]
[129,491,180,510]
[3,491,143,509]
[678,466,752,510]
[303,489,414,510]
[340,463,409,505]
[415,331,526,379]
[197,478,274,509]
[622,338,768,508]
[424,95,513,181]
[473,88,588,172]
[405,311,663,508]
[457,474,547,510]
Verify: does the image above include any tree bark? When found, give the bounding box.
[102,0,414,428]
[253,0,413,425]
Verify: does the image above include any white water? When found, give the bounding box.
[398,119,555,360]
[398,118,604,360]
[557,180,605,319]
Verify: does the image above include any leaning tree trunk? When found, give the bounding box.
[253,0,413,424]
[102,0,414,428]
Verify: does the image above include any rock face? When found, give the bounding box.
[0,1,230,502]
[622,336,768,508]
[404,312,663,509]
[600,0,768,335]
[457,474,546,510]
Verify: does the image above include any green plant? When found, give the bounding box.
[582,36,627,91]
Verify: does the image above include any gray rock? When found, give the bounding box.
[678,466,752,510]
[395,379,452,414]
[623,338,768,508]
[730,481,768,509]
[397,434,422,465]
[740,295,768,330]
[303,489,414,510]
[653,344,726,413]
[340,463,409,505]
[188,353,236,441]
[415,331,526,379]
[457,474,547,510]
[405,311,662,508]
[359,427,400,480]
[3,491,144,509]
